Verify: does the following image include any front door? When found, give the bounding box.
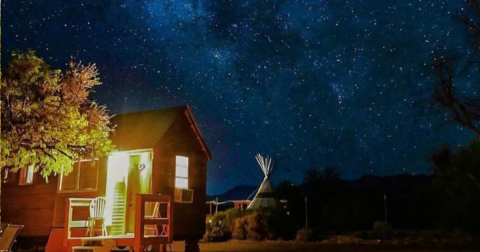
[126,155,141,233]
[124,153,153,233]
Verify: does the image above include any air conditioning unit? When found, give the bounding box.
[174,188,194,203]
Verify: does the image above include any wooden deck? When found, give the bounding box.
[61,194,172,252]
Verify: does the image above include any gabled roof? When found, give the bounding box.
[110,105,211,160]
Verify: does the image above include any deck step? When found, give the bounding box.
[72,246,111,252]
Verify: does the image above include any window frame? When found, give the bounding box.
[175,156,189,189]
[58,159,99,193]
[19,165,35,185]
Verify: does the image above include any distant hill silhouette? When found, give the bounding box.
[343,174,432,196]
[208,174,432,202]
[207,185,257,202]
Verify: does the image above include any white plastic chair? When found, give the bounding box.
[85,197,108,237]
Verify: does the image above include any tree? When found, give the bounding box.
[432,0,480,140]
[302,166,343,231]
[430,142,480,230]
[303,166,341,198]
[1,50,114,179]
[276,180,304,232]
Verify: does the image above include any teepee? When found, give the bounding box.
[247,153,278,209]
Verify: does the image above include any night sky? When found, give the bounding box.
[2,0,476,194]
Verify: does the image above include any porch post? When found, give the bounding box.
[158,244,167,252]
[184,239,200,252]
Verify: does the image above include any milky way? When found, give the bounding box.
[2,0,476,194]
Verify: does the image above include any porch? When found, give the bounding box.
[49,194,172,252]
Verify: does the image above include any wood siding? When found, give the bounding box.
[1,108,210,242]
[53,158,108,227]
[1,172,58,237]
[0,157,108,239]
[153,112,208,240]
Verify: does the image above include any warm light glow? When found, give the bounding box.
[26,165,34,183]
[105,150,153,226]
[175,177,188,189]
[139,153,150,180]
[138,152,152,194]
[20,165,35,185]
[175,156,189,189]
[105,151,130,225]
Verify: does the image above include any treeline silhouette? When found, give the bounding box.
[277,142,480,234]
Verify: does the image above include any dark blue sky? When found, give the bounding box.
[2,0,476,194]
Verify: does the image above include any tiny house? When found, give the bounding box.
[1,105,211,250]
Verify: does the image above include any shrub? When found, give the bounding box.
[209,225,225,240]
[204,208,252,241]
[232,218,247,240]
[372,221,392,239]
[353,230,371,240]
[204,211,228,241]
[295,228,313,242]
[415,230,442,247]
[265,208,297,240]
[205,208,297,242]
[245,211,273,241]
[452,227,473,245]
[224,208,251,234]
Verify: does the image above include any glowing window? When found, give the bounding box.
[175,156,188,189]
[19,165,34,185]
[59,159,99,192]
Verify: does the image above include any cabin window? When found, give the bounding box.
[19,165,34,185]
[175,156,188,189]
[58,159,99,192]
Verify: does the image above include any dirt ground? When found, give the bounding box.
[170,240,476,252]
[17,240,476,252]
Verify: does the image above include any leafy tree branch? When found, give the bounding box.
[1,50,114,179]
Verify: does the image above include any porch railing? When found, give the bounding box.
[62,195,172,251]
[63,197,93,244]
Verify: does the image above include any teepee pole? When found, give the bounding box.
[255,154,274,178]
[248,153,276,209]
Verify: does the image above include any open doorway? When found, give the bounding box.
[105,150,152,235]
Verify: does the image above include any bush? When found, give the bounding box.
[204,211,228,242]
[204,207,297,242]
[372,221,392,239]
[265,208,297,240]
[204,208,252,241]
[353,230,371,240]
[415,230,443,247]
[232,218,247,240]
[452,227,473,245]
[295,228,313,242]
[204,222,225,242]
[225,208,251,234]
[245,211,273,241]
[209,225,225,240]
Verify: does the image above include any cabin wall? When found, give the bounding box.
[52,158,108,227]
[152,112,208,240]
[1,171,58,238]
[0,158,109,239]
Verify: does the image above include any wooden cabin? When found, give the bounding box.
[1,105,211,250]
